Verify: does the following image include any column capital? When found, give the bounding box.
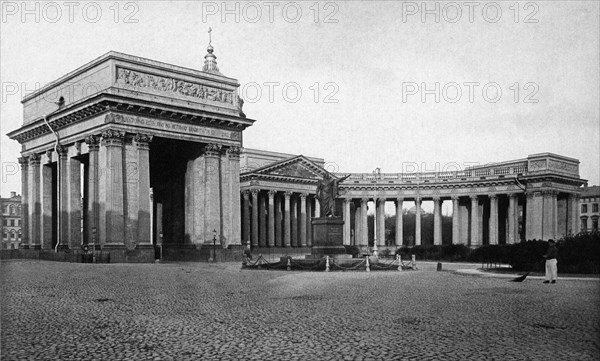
[242,190,250,199]
[432,196,441,202]
[284,191,292,199]
[489,194,498,200]
[134,133,153,149]
[226,146,241,159]
[203,143,222,157]
[250,188,260,196]
[45,149,53,161]
[508,192,519,199]
[85,134,101,151]
[28,153,41,165]
[56,144,68,158]
[101,129,125,146]
[268,190,276,197]
[414,196,422,204]
[542,190,557,197]
[299,193,308,200]
[469,195,479,201]
[451,195,459,201]
[361,197,369,203]
[395,197,404,203]
[18,156,29,168]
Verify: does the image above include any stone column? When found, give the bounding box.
[227,147,242,246]
[568,194,579,235]
[259,192,266,247]
[470,195,480,246]
[507,194,517,244]
[275,194,283,246]
[203,143,221,242]
[378,199,385,246]
[299,193,307,247]
[306,196,313,247]
[315,199,321,218]
[85,135,100,246]
[343,198,351,246]
[415,197,422,246]
[100,130,125,247]
[66,147,82,249]
[268,190,275,247]
[361,198,368,245]
[291,195,298,247]
[57,145,69,249]
[542,191,557,240]
[242,190,251,246]
[18,157,30,247]
[395,198,403,246]
[433,197,442,245]
[41,152,54,250]
[488,194,498,245]
[451,196,459,245]
[354,200,361,246]
[29,154,41,248]
[135,134,152,246]
[251,189,259,247]
[283,192,291,247]
[187,153,205,246]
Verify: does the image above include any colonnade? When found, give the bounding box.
[241,190,320,248]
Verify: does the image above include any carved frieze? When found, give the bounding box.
[116,67,236,106]
[528,160,547,171]
[548,159,578,174]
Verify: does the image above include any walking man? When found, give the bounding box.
[543,239,558,284]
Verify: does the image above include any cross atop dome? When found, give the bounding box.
[202,27,222,74]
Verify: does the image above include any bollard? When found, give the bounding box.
[365,255,370,272]
[397,254,402,271]
[287,257,291,271]
[412,254,416,270]
[326,256,330,272]
[437,262,442,271]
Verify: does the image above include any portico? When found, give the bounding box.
[9,46,254,261]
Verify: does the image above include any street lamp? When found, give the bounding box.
[373,168,381,257]
[212,229,217,263]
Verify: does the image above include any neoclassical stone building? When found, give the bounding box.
[240,150,586,250]
[9,44,252,261]
[8,44,588,261]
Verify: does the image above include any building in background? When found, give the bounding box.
[580,186,600,232]
[1,192,22,249]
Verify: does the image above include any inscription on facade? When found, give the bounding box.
[116,67,236,106]
[105,113,241,141]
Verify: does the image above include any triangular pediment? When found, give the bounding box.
[245,155,328,180]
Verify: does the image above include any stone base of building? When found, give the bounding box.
[311,217,347,256]
[161,244,244,262]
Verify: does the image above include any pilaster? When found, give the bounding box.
[395,198,403,246]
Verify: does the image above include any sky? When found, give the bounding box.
[1,0,599,208]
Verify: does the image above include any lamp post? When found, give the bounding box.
[373,168,381,257]
[212,229,217,262]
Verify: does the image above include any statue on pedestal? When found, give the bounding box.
[316,173,350,217]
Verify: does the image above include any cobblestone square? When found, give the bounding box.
[1,260,599,360]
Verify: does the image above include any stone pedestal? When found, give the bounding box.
[311,217,346,256]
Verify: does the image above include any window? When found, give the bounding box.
[581,218,588,230]
[10,231,15,239]
[4,205,8,214]
[10,219,14,227]
[582,204,588,213]
[9,205,14,215]
[18,230,21,239]
[17,219,20,226]
[17,205,21,215]
[2,219,6,226]
[2,230,7,239]
[593,219,598,230]
[593,204,599,213]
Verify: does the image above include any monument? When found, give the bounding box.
[311,173,350,257]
